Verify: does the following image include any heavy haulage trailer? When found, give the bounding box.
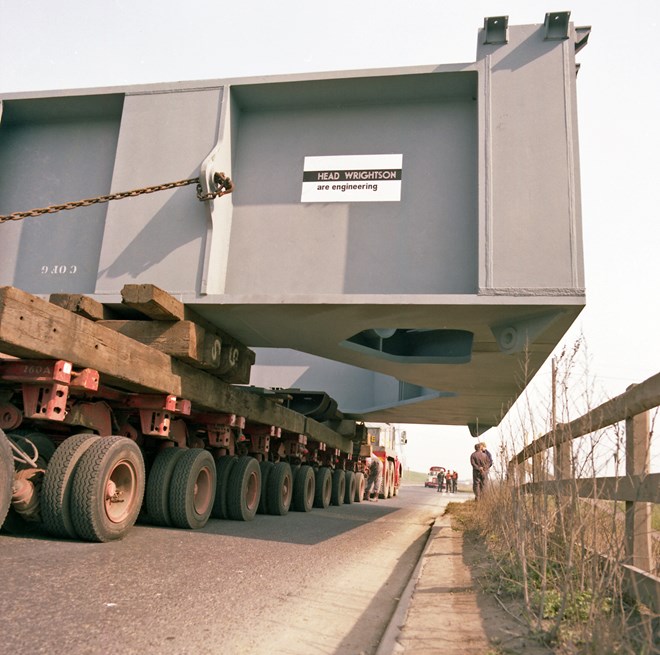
[0,13,588,540]
[0,284,402,541]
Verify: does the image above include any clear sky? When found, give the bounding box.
[1,1,658,478]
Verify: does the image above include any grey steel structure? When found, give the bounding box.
[0,14,590,433]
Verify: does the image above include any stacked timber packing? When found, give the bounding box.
[0,285,372,542]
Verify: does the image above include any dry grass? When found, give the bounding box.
[447,481,659,654]
[447,338,659,653]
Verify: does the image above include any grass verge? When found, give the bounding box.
[446,492,659,654]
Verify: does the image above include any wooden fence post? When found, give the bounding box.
[551,357,571,480]
[625,408,652,572]
[554,438,572,480]
[532,452,547,483]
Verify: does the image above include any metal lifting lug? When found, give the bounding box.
[196,171,234,201]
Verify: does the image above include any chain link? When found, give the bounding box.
[0,172,234,224]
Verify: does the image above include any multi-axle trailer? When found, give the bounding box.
[0,13,588,540]
[0,284,402,540]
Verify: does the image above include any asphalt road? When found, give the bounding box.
[0,484,466,655]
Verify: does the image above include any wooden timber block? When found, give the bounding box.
[121,284,185,321]
[1,286,181,393]
[203,345,255,385]
[120,283,255,384]
[49,293,116,321]
[98,320,222,370]
[0,287,353,450]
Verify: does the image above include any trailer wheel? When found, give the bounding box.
[168,448,216,530]
[257,460,274,515]
[379,461,392,499]
[0,429,14,531]
[211,455,237,519]
[331,469,345,506]
[354,472,365,503]
[41,433,100,538]
[267,461,292,516]
[227,456,261,521]
[70,436,145,542]
[145,448,185,526]
[292,465,315,512]
[343,470,356,505]
[313,466,332,509]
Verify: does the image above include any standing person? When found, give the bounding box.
[436,468,444,492]
[451,470,458,493]
[445,470,453,493]
[364,456,383,501]
[481,442,494,469]
[470,443,491,500]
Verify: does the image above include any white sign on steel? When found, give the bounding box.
[301,154,403,203]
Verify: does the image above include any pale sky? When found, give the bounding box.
[1,0,658,478]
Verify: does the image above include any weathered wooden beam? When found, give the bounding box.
[203,345,254,384]
[1,286,174,392]
[180,306,255,383]
[521,474,660,503]
[625,409,653,573]
[305,418,355,451]
[587,551,660,614]
[121,284,185,321]
[0,286,350,452]
[512,371,660,465]
[323,419,358,438]
[622,564,660,615]
[98,320,221,369]
[49,293,117,321]
[121,283,254,384]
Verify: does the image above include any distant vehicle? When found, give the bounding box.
[424,466,445,488]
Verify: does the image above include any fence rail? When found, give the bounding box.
[508,371,660,614]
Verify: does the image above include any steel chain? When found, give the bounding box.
[0,172,233,223]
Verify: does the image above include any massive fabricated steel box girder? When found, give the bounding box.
[0,15,588,431]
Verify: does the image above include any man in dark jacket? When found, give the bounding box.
[436,469,444,492]
[470,443,491,500]
[481,442,494,468]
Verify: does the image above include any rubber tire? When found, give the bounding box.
[145,448,185,526]
[257,460,274,515]
[292,465,315,512]
[354,472,365,503]
[344,470,356,505]
[380,461,392,499]
[331,469,346,506]
[168,448,216,530]
[267,461,293,516]
[211,455,237,519]
[0,429,14,531]
[70,436,145,542]
[313,467,332,509]
[41,433,100,538]
[227,456,261,522]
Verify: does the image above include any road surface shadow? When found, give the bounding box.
[190,500,400,545]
